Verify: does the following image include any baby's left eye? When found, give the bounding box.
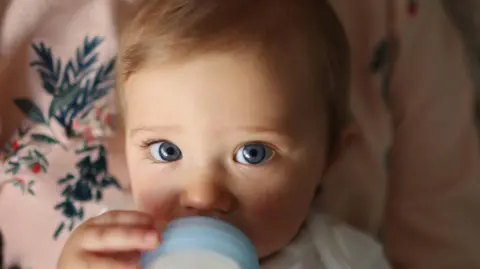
[234,143,274,165]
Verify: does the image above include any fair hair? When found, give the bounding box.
[117,0,350,151]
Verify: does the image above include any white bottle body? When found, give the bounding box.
[145,250,242,269]
[139,216,260,269]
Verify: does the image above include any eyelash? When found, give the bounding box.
[140,139,164,163]
[139,139,281,165]
[139,139,163,149]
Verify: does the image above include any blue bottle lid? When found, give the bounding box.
[139,216,260,269]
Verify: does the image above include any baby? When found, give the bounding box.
[57,0,390,268]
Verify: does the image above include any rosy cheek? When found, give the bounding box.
[244,192,286,221]
[132,182,178,220]
[242,192,306,257]
[134,189,157,212]
[246,186,311,231]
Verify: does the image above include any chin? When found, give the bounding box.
[255,220,307,260]
[257,245,286,263]
[255,235,294,260]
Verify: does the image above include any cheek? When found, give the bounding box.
[240,168,318,256]
[244,190,313,257]
[130,175,181,222]
[133,185,176,218]
[246,180,314,228]
[246,157,322,220]
[126,145,179,219]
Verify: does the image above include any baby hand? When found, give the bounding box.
[57,210,160,269]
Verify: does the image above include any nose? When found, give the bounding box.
[179,171,237,215]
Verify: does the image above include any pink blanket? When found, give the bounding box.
[1,0,480,268]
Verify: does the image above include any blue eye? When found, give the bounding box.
[149,141,182,162]
[234,143,274,165]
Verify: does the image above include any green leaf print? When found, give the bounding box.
[13,99,47,124]
[30,133,60,145]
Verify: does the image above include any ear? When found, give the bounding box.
[314,121,387,235]
[314,122,361,196]
[322,122,361,176]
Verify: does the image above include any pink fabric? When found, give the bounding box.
[0,1,132,268]
[386,2,480,268]
[0,1,479,269]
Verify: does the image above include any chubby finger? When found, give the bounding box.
[82,253,140,269]
[109,251,142,263]
[92,210,155,226]
[81,224,159,252]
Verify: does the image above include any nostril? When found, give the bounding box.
[180,180,238,214]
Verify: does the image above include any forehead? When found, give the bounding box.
[124,52,324,136]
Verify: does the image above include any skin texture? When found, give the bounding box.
[57,211,159,269]
[57,51,332,268]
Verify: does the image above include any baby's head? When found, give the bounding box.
[117,0,349,258]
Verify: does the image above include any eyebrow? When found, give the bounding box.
[238,126,286,136]
[129,125,183,137]
[129,124,292,141]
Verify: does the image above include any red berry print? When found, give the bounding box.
[31,163,41,174]
[72,120,81,130]
[104,114,111,125]
[15,177,25,184]
[11,140,19,151]
[408,1,418,16]
[84,126,95,142]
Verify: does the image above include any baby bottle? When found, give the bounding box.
[139,216,260,269]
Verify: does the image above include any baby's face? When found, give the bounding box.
[124,52,328,257]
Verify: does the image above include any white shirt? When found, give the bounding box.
[261,213,392,269]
